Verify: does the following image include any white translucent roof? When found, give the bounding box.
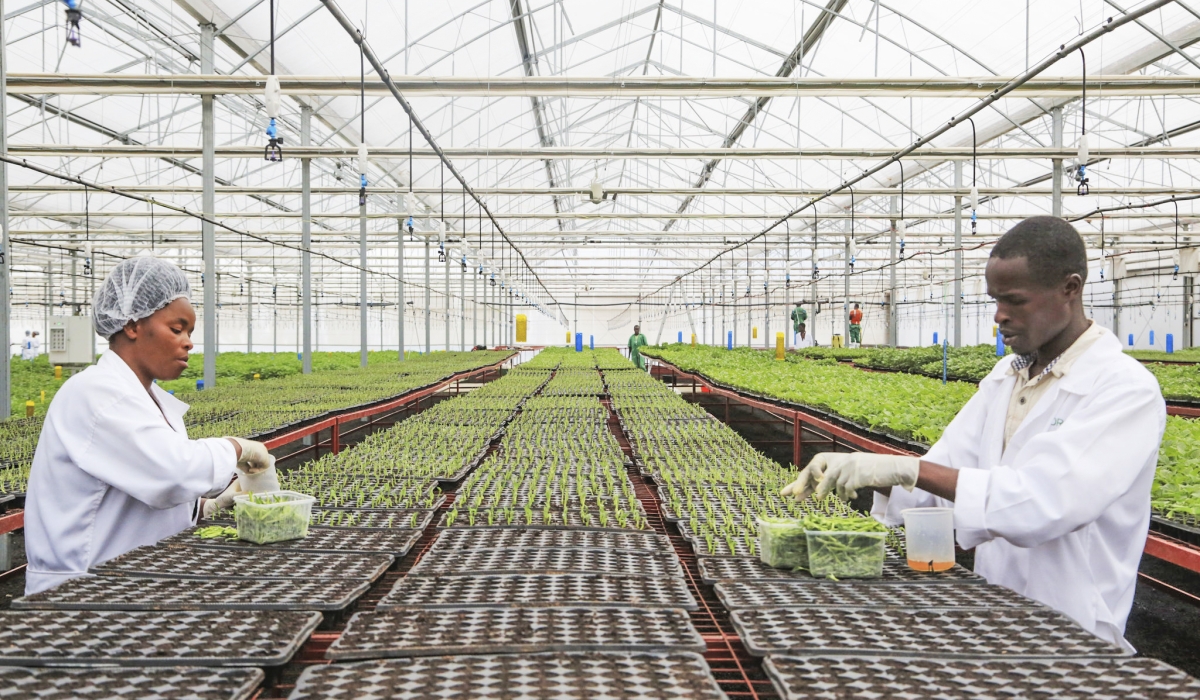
[5,0,1200,327]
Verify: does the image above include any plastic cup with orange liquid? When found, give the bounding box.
[901,507,956,572]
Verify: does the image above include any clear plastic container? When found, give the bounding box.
[805,530,886,579]
[756,516,809,570]
[233,490,314,544]
[901,507,956,572]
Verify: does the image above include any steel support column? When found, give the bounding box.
[359,201,367,367]
[443,240,450,352]
[424,240,431,354]
[398,220,405,361]
[201,22,217,389]
[954,161,963,347]
[1051,106,1063,218]
[246,277,252,352]
[0,0,9,418]
[889,196,898,347]
[459,258,465,351]
[301,106,313,374]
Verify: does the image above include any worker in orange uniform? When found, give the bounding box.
[848,303,863,347]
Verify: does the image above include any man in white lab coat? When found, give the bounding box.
[24,256,276,595]
[783,217,1164,650]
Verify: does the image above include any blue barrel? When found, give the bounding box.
[995,330,1004,357]
[677,331,683,343]
[589,335,594,350]
[933,332,939,346]
[727,331,733,350]
[574,333,583,352]
[196,379,204,391]
[1128,334,1134,347]
[1167,334,1175,354]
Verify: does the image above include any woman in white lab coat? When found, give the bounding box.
[24,256,276,595]
[783,217,1165,651]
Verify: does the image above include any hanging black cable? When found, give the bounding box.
[965,117,979,234]
[812,206,819,280]
[847,186,856,272]
[83,183,91,276]
[1075,48,1090,196]
[1174,198,1181,280]
[264,0,283,161]
[358,35,368,205]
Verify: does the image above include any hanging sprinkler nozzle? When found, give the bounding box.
[358,143,369,205]
[1074,134,1090,196]
[263,76,283,161]
[63,1,83,47]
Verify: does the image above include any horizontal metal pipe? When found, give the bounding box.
[7,144,1194,160]
[8,73,1200,97]
[12,210,1195,220]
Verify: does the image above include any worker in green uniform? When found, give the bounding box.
[849,303,863,346]
[790,302,808,345]
[628,324,649,370]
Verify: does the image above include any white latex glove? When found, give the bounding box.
[202,479,242,518]
[780,455,833,502]
[808,452,921,502]
[236,457,279,495]
[227,437,273,474]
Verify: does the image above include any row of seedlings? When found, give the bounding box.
[608,367,1200,698]
[0,353,526,698]
[289,348,730,700]
[0,350,515,501]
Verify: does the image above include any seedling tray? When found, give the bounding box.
[14,576,369,612]
[89,545,392,583]
[763,655,1200,700]
[0,666,264,700]
[438,507,649,531]
[408,546,682,578]
[0,610,322,667]
[458,483,624,507]
[203,507,436,531]
[714,580,1041,611]
[288,651,727,700]
[165,526,422,557]
[697,555,983,584]
[729,607,1127,659]
[431,527,673,553]
[379,574,696,610]
[327,607,704,660]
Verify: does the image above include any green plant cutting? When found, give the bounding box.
[234,493,312,544]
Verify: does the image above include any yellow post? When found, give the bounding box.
[752,326,758,339]
[25,401,35,418]
[40,390,45,403]
[776,332,785,360]
[54,365,62,380]
[992,325,998,338]
[566,331,571,345]
[691,333,696,347]
[516,314,528,343]
[253,373,261,380]
[832,334,844,348]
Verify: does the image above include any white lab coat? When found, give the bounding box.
[20,335,35,360]
[874,327,1163,651]
[24,350,237,595]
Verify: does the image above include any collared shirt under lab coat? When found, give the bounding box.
[24,350,237,595]
[873,327,1164,651]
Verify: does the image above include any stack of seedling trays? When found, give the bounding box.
[288,360,730,700]
[3,536,385,699]
[610,355,1200,698]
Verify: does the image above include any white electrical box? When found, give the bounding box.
[48,317,95,365]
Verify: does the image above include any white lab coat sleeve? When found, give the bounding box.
[953,380,1164,549]
[68,393,237,509]
[872,379,993,526]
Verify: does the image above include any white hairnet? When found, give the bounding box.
[93,256,191,339]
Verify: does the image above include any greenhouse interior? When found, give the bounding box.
[3,0,1200,698]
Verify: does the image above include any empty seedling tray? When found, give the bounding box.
[729,607,1128,659]
[430,527,674,553]
[89,545,392,583]
[14,576,369,612]
[287,651,727,700]
[0,610,321,667]
[696,555,983,584]
[378,573,696,611]
[763,655,1200,700]
[408,546,682,578]
[714,580,1042,611]
[326,607,704,660]
[165,526,422,557]
[0,666,264,700]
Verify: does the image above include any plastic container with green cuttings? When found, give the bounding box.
[233,491,315,544]
[756,516,810,570]
[804,515,887,580]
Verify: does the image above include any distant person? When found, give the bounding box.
[848,303,863,347]
[20,330,35,360]
[628,324,648,371]
[790,302,807,346]
[783,216,1165,650]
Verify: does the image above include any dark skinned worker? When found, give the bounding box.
[782,217,1164,650]
[24,257,276,595]
[629,324,649,370]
